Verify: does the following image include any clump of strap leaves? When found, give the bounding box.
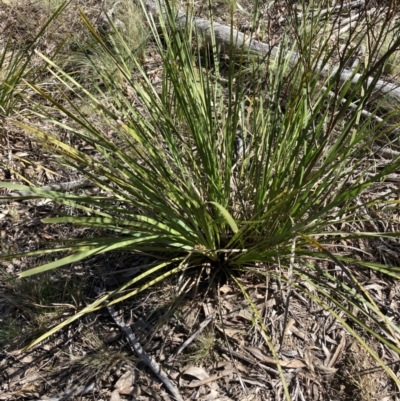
[2,0,400,398]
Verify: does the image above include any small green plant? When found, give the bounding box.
[0,2,69,185]
[0,318,20,349]
[1,0,400,398]
[187,329,215,363]
[332,341,384,401]
[364,19,400,79]
[62,0,146,88]
[0,273,59,350]
[0,3,67,118]
[0,268,88,343]
[66,330,134,383]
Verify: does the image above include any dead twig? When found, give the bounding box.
[1,178,95,198]
[107,305,184,401]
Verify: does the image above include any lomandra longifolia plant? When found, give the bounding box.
[2,1,400,395]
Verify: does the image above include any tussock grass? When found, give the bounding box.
[0,268,89,349]
[66,329,135,383]
[187,329,216,363]
[0,318,20,349]
[60,0,147,88]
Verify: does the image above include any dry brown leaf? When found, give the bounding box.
[246,347,306,368]
[182,306,199,329]
[104,331,121,343]
[279,359,306,369]
[238,309,252,321]
[304,346,320,372]
[312,383,320,399]
[15,385,37,393]
[200,389,220,400]
[289,325,307,340]
[114,370,134,390]
[222,300,234,311]
[214,361,247,373]
[328,333,346,368]
[18,373,40,386]
[117,386,134,395]
[231,376,267,387]
[219,284,232,294]
[265,298,277,308]
[322,344,331,366]
[240,396,257,401]
[182,366,209,381]
[110,389,120,401]
[214,398,236,401]
[246,346,266,361]
[187,368,234,388]
[215,325,242,339]
[203,303,215,316]
[314,363,337,374]
[284,318,296,336]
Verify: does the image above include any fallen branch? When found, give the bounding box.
[1,178,95,198]
[107,305,184,401]
[143,0,400,104]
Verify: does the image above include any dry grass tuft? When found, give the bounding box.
[331,340,395,401]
